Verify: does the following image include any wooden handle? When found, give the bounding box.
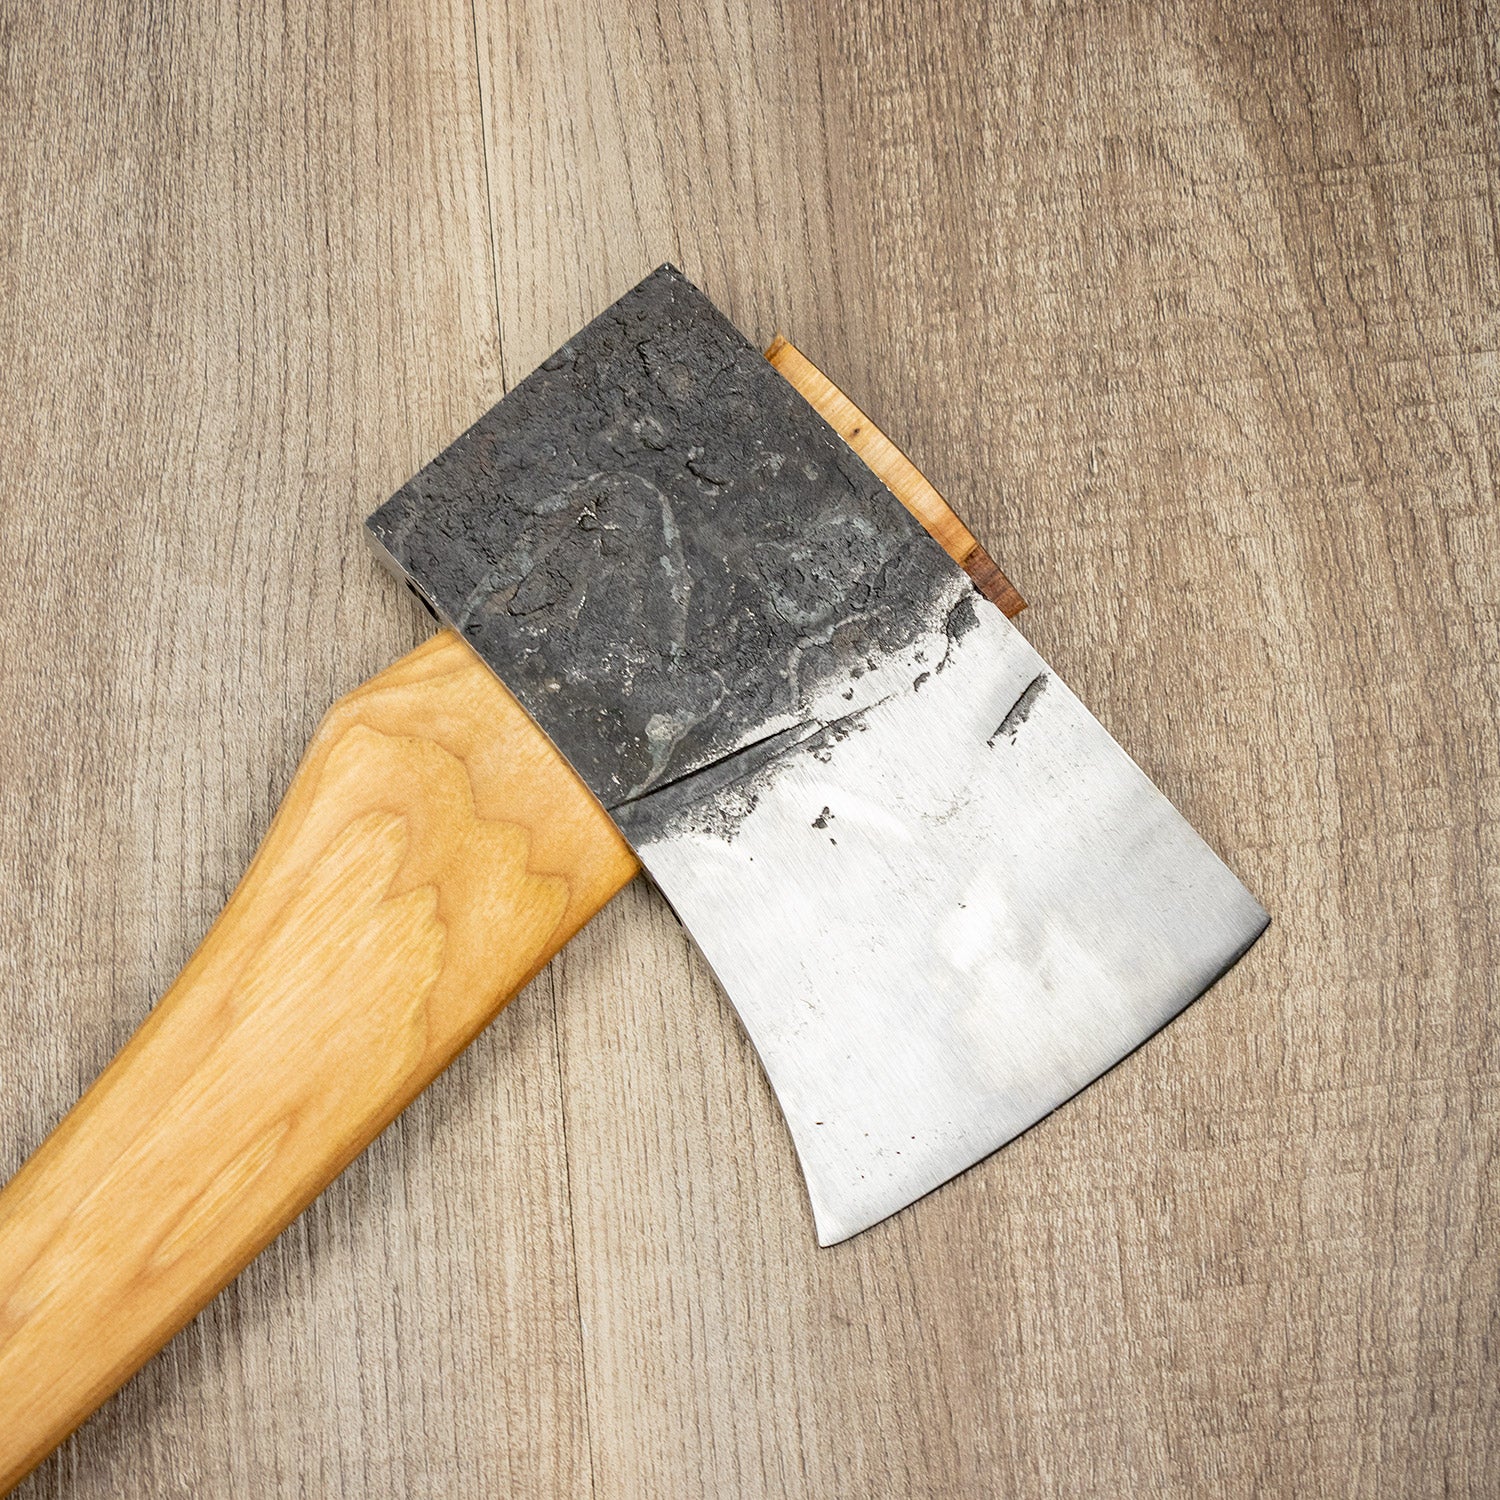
[0,630,639,1491]
[765,336,1025,616]
[0,337,1016,1492]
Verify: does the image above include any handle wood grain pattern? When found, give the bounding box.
[0,630,639,1491]
[0,338,1011,1492]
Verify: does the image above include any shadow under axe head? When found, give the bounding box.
[367,264,1268,1245]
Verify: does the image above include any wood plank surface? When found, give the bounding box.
[0,0,1495,1495]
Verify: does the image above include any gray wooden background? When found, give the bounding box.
[1,0,1496,1494]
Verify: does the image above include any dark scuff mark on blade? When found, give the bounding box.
[367,264,974,821]
[609,719,812,817]
[608,722,800,845]
[944,591,980,645]
[612,693,892,846]
[933,592,979,677]
[988,672,1048,747]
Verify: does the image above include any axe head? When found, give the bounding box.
[368,265,1267,1245]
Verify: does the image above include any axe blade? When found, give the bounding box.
[368,265,1267,1243]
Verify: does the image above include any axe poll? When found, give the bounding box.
[0,267,1264,1490]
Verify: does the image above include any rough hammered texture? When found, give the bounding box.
[367,265,965,815]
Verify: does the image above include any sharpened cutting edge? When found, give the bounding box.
[621,601,1267,1244]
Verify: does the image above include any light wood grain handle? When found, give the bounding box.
[0,337,1013,1492]
[0,629,640,1493]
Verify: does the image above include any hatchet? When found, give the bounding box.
[0,265,1266,1490]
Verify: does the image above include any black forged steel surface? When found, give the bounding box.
[366,264,968,825]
